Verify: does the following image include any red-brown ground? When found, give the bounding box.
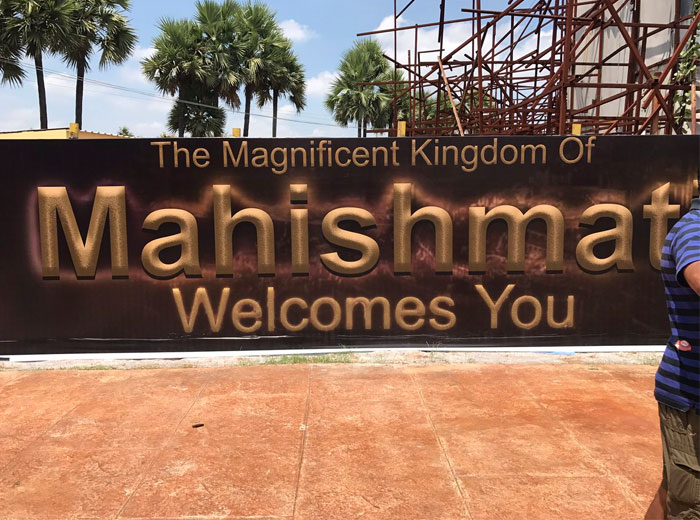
[0,363,665,519]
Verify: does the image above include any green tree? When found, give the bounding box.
[374,69,409,132]
[63,0,136,129]
[143,19,213,137]
[325,39,391,137]
[116,125,133,136]
[419,94,453,123]
[194,0,242,111]
[258,40,306,137]
[0,1,25,86]
[143,1,241,137]
[672,0,700,133]
[235,2,286,137]
[7,0,76,129]
[167,85,226,137]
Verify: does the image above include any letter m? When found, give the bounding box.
[37,186,128,278]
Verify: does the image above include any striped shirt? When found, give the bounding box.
[655,198,700,411]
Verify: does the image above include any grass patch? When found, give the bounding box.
[58,364,118,371]
[241,353,357,366]
[67,365,119,371]
[638,354,663,366]
[58,362,184,371]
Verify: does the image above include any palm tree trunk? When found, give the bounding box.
[272,89,278,138]
[243,86,253,137]
[34,51,48,129]
[177,89,185,138]
[357,121,362,138]
[75,57,86,128]
[363,118,368,138]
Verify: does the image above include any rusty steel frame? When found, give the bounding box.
[358,0,700,136]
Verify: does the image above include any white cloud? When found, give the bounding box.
[306,71,338,97]
[132,120,167,137]
[280,19,317,43]
[132,46,155,61]
[278,103,295,116]
[117,46,154,87]
[372,14,550,77]
[0,106,36,131]
[311,125,356,138]
[373,14,472,65]
[370,14,549,103]
[45,73,76,101]
[236,101,355,138]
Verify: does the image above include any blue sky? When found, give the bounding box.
[0,0,508,137]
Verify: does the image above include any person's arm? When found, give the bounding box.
[683,261,700,296]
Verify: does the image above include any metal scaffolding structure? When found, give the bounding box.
[359,0,700,136]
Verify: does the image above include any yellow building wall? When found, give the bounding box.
[0,129,128,140]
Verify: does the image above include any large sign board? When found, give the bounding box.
[0,136,698,354]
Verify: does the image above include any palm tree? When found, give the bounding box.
[167,85,226,137]
[411,88,491,134]
[7,0,76,129]
[326,88,359,137]
[326,40,391,137]
[258,41,306,137]
[143,2,242,138]
[0,1,25,86]
[374,69,409,132]
[63,0,136,129]
[142,19,210,137]
[194,0,242,112]
[234,2,286,137]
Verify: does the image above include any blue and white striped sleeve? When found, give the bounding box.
[674,220,700,286]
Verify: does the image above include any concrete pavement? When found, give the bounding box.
[0,362,665,519]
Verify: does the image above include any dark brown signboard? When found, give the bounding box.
[0,136,698,354]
